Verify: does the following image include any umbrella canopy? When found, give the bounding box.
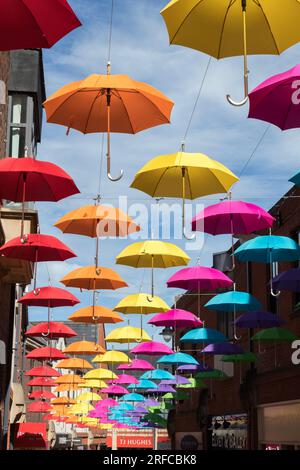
[100,385,128,395]
[55,374,84,385]
[117,359,155,371]
[26,346,66,361]
[78,379,108,389]
[205,291,262,312]
[131,341,173,356]
[270,268,300,292]
[148,308,202,328]
[195,370,227,380]
[222,352,257,363]
[0,0,81,51]
[55,384,79,392]
[251,327,298,342]
[180,327,228,344]
[149,384,176,394]
[202,343,244,355]
[128,380,157,390]
[69,403,95,415]
[55,357,93,370]
[61,265,127,290]
[25,365,61,377]
[160,376,191,385]
[140,370,174,381]
[19,286,79,308]
[192,200,275,234]
[114,293,170,314]
[235,235,300,263]
[177,364,211,373]
[177,378,206,389]
[76,392,102,402]
[119,393,145,403]
[63,340,105,356]
[54,204,140,237]
[26,322,77,339]
[27,401,51,413]
[290,170,300,187]
[235,311,285,329]
[44,72,173,181]
[51,397,75,406]
[28,390,56,400]
[109,374,139,385]
[92,350,131,364]
[68,305,123,324]
[157,352,199,366]
[26,377,56,387]
[167,266,233,291]
[83,369,118,380]
[0,233,76,262]
[105,326,151,344]
[248,64,300,130]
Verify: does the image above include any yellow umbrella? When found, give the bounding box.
[114,293,170,314]
[105,325,151,344]
[161,0,300,105]
[116,240,190,297]
[78,379,108,389]
[69,403,95,415]
[92,350,131,364]
[76,392,102,402]
[68,305,123,324]
[63,340,105,356]
[55,357,93,370]
[131,152,238,238]
[55,374,84,385]
[78,417,99,426]
[83,369,118,381]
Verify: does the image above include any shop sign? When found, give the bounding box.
[106,434,154,448]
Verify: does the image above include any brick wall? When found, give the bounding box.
[0,51,10,159]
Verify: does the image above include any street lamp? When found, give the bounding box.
[159,326,174,344]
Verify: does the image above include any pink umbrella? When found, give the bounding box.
[117,359,155,371]
[148,309,203,329]
[95,398,118,408]
[108,374,139,385]
[248,64,300,130]
[167,266,233,291]
[131,341,173,356]
[100,385,128,395]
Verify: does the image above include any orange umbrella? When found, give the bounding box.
[43,69,174,181]
[51,397,76,406]
[63,340,105,356]
[55,384,79,393]
[68,306,123,324]
[54,205,140,238]
[60,265,128,290]
[55,374,84,385]
[55,357,93,370]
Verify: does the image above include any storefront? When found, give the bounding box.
[258,400,300,450]
[209,414,248,450]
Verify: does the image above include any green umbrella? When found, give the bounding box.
[221,352,257,363]
[162,392,174,400]
[251,327,297,342]
[177,378,206,389]
[196,369,228,379]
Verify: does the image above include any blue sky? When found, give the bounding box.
[29,0,300,341]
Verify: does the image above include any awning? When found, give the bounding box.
[14,423,47,449]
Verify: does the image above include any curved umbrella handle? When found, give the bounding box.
[226,95,249,107]
[41,330,50,338]
[107,168,124,182]
[270,286,281,297]
[183,226,195,240]
[233,309,242,341]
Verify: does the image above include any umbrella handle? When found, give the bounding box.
[270,286,281,297]
[147,257,155,302]
[233,311,242,341]
[106,90,124,182]
[33,288,41,296]
[226,1,249,107]
[182,168,195,240]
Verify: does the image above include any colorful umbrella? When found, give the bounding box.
[25,321,77,339]
[167,266,233,291]
[289,170,300,187]
[235,311,285,329]
[83,369,118,381]
[105,326,151,344]
[55,357,93,370]
[76,392,102,402]
[222,352,257,363]
[55,384,79,392]
[27,401,51,413]
[202,343,244,355]
[92,350,131,364]
[51,397,75,406]
[114,293,170,314]
[270,268,300,292]
[117,359,155,371]
[131,151,238,237]
[68,305,123,324]
[28,390,56,400]
[25,365,61,377]
[131,341,173,356]
[180,327,228,344]
[19,286,79,307]
[54,374,84,385]
[177,378,206,389]
[119,393,145,403]
[128,380,157,390]
[148,384,176,394]
[235,235,300,263]
[63,340,105,356]
[61,265,127,290]
[205,291,262,311]
[177,364,211,373]
[140,370,174,381]
[100,385,128,395]
[161,0,300,105]
[69,403,95,415]
[160,376,191,385]
[157,352,199,366]
[78,379,108,390]
[109,374,139,385]
[0,0,81,50]
[26,377,56,387]
[26,346,66,361]
[251,327,298,342]
[148,309,202,329]
[248,64,300,130]
[116,240,190,297]
[44,70,173,181]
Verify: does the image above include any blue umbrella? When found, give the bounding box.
[128,379,157,390]
[157,352,199,366]
[180,327,228,344]
[235,235,300,263]
[235,311,285,329]
[205,291,262,312]
[119,393,145,402]
[140,369,175,380]
[202,343,244,355]
[113,403,134,412]
[177,364,213,373]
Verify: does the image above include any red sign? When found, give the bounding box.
[107,434,154,448]
[14,423,47,449]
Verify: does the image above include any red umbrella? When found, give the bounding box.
[27,401,51,413]
[26,377,56,387]
[0,0,81,51]
[19,286,80,308]
[25,321,77,339]
[25,365,61,377]
[29,390,56,400]
[26,346,66,361]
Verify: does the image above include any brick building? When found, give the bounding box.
[172,186,300,450]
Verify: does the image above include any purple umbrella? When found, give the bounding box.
[202,343,244,355]
[177,364,213,373]
[147,384,176,393]
[148,309,203,329]
[160,376,190,385]
[271,268,300,292]
[144,398,159,407]
[235,311,285,329]
[167,266,233,291]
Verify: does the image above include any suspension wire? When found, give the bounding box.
[182,57,212,144]
[107,0,114,64]
[238,124,271,178]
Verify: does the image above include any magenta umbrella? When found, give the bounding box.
[167,266,233,291]
[108,374,139,385]
[100,385,128,395]
[131,341,173,356]
[248,64,300,130]
[148,309,203,329]
[117,359,155,371]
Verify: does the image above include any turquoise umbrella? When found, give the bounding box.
[157,352,199,366]
[235,235,300,263]
[119,393,145,402]
[128,379,157,390]
[140,370,175,381]
[180,327,228,343]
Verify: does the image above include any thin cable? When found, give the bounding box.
[183,57,212,143]
[238,125,271,178]
[107,0,114,64]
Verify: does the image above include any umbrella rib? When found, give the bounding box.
[138,91,172,125]
[118,92,135,134]
[19,1,51,47]
[83,92,104,134]
[167,0,205,47]
[255,1,280,54]
[218,1,235,59]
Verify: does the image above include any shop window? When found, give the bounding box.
[7,93,36,158]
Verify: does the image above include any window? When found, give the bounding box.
[217,311,234,340]
[7,93,36,158]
